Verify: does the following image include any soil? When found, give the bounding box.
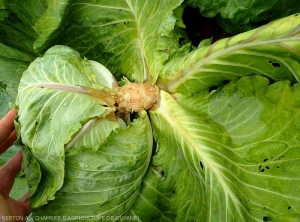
[183,6,231,46]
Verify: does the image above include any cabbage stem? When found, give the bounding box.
[113,82,159,113]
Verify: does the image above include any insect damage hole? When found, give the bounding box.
[263,216,272,221]
[199,161,204,170]
[268,60,281,68]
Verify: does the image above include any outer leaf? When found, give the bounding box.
[185,0,300,33]
[0,0,9,21]
[32,112,153,222]
[58,0,183,83]
[1,1,40,54]
[4,0,47,32]
[16,45,117,208]
[150,76,300,221]
[0,144,18,166]
[0,90,12,118]
[126,137,204,221]
[0,43,35,99]
[32,0,70,52]
[4,0,70,53]
[157,13,300,95]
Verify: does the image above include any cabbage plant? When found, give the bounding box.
[1,0,300,221]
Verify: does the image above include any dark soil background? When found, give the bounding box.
[183,6,231,46]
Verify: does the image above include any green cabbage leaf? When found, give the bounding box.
[1,0,300,221]
[149,75,300,221]
[185,0,300,33]
[157,13,300,94]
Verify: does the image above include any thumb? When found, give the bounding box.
[0,194,14,222]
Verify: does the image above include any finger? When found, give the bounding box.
[18,192,31,216]
[0,130,17,155]
[0,195,14,221]
[0,150,22,197]
[0,109,18,144]
[5,192,31,221]
[6,194,30,222]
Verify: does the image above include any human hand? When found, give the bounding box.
[0,110,31,222]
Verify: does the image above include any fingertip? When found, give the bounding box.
[5,109,18,120]
[9,109,18,116]
[0,109,18,144]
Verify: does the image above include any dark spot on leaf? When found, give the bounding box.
[276,166,280,169]
[265,166,269,169]
[235,194,242,202]
[288,205,291,210]
[260,168,265,172]
[264,158,268,162]
[200,161,204,170]
[35,121,38,126]
[295,13,299,17]
[276,155,284,161]
[228,104,232,108]
[263,216,272,221]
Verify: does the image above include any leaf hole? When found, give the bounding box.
[263,158,268,162]
[268,61,280,68]
[263,216,272,221]
[208,85,219,92]
[199,161,204,170]
[179,37,186,46]
[265,166,269,169]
